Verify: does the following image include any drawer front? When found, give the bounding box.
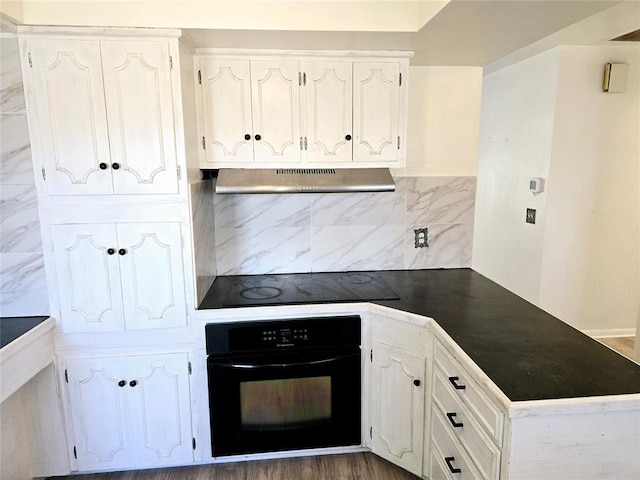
[430,409,485,480]
[433,370,500,480]
[434,341,503,444]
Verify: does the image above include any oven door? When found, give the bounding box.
[208,345,361,457]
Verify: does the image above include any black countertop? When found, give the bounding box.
[0,316,49,349]
[199,269,640,402]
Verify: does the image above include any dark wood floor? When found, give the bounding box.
[48,453,421,480]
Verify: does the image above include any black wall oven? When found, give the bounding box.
[206,316,361,457]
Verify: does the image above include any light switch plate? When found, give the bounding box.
[526,208,536,224]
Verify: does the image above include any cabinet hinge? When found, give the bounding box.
[369,426,372,439]
[64,369,69,383]
[177,165,181,180]
[399,72,402,86]
[41,167,46,180]
[169,56,173,70]
[303,72,306,86]
[298,72,302,86]
[397,136,401,150]
[28,53,33,67]
[202,137,206,150]
[188,361,192,375]
[192,437,197,450]
[198,70,202,85]
[370,349,373,362]
[304,137,308,150]
[73,446,77,459]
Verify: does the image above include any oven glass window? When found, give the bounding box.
[240,376,332,431]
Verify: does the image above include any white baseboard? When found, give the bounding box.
[582,328,636,338]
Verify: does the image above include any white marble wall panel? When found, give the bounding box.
[190,180,217,305]
[1,38,26,114]
[0,35,48,316]
[312,179,406,226]
[213,176,475,275]
[215,193,311,229]
[216,226,311,275]
[311,225,404,272]
[0,185,41,253]
[405,223,474,269]
[0,113,34,185]
[0,253,49,316]
[404,176,475,270]
[406,177,476,224]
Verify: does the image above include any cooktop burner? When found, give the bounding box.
[239,286,284,300]
[209,271,400,308]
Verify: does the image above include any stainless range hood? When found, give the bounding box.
[215,168,395,194]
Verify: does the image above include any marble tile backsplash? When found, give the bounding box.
[213,176,476,275]
[0,36,49,316]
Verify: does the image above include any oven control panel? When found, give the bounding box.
[205,316,361,354]
[262,327,309,345]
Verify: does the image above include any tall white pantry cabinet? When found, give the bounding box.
[18,26,199,472]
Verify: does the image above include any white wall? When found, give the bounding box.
[400,66,482,177]
[473,48,559,305]
[474,44,640,334]
[538,45,640,334]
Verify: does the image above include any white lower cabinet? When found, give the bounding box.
[369,316,428,476]
[65,353,194,472]
[429,337,504,480]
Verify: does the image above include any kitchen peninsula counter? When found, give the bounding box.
[199,268,640,403]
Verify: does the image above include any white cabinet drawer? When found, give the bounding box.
[434,340,503,444]
[430,408,485,480]
[433,370,500,480]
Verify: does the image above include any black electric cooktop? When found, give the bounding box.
[200,271,400,308]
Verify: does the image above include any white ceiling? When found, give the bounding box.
[187,0,637,66]
[2,0,639,67]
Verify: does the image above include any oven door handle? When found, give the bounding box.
[212,353,358,369]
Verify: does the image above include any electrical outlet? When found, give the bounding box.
[414,228,429,248]
[526,208,536,224]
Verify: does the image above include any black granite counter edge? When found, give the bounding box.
[0,316,50,349]
[198,269,640,402]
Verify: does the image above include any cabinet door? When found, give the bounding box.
[27,39,113,195]
[353,62,400,163]
[201,58,254,164]
[101,41,179,194]
[51,224,125,333]
[305,61,353,163]
[116,223,187,329]
[66,354,193,472]
[127,353,193,467]
[66,356,135,471]
[250,60,302,163]
[371,341,425,476]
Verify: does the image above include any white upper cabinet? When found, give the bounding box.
[100,41,178,194]
[24,38,179,196]
[196,50,411,169]
[306,60,353,164]
[201,58,254,164]
[353,62,401,163]
[250,60,302,163]
[28,39,113,195]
